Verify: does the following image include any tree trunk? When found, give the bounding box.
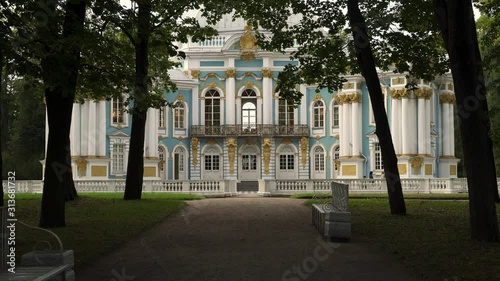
[124,0,151,200]
[39,0,86,227]
[434,0,499,242]
[347,0,406,215]
[0,49,4,207]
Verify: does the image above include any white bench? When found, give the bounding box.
[312,182,352,240]
[0,207,75,280]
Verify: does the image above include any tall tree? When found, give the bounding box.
[433,0,499,242]
[346,0,405,214]
[38,0,87,227]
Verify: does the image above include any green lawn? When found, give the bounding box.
[292,192,469,200]
[304,198,500,281]
[10,193,203,270]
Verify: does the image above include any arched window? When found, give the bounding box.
[205,90,221,126]
[332,100,339,128]
[314,146,325,172]
[241,89,257,130]
[173,146,186,180]
[159,107,165,128]
[313,100,325,128]
[279,99,295,125]
[174,101,185,129]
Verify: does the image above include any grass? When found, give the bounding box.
[304,198,500,281]
[10,193,203,270]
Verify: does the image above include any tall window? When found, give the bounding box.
[112,143,125,173]
[279,99,295,125]
[374,142,383,170]
[159,107,165,128]
[174,101,185,129]
[205,90,221,126]
[332,101,339,128]
[242,155,257,171]
[158,146,165,172]
[333,146,340,171]
[279,146,295,171]
[241,89,257,129]
[313,100,325,128]
[314,146,325,172]
[112,96,126,125]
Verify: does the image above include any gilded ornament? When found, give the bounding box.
[240,51,255,60]
[410,156,424,175]
[300,137,308,166]
[227,138,237,175]
[343,82,354,90]
[240,26,257,50]
[261,68,273,78]
[208,82,218,89]
[191,138,199,166]
[448,83,454,90]
[263,138,272,175]
[225,68,236,78]
[75,159,87,177]
[176,93,185,102]
[244,81,254,88]
[313,93,322,101]
[191,70,200,79]
[349,93,362,103]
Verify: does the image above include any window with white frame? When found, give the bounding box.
[333,145,340,171]
[313,146,325,172]
[332,101,339,128]
[279,146,295,171]
[112,95,126,125]
[174,101,185,129]
[374,142,383,170]
[279,99,295,125]
[112,143,125,173]
[313,100,325,128]
[205,90,221,126]
[204,155,220,171]
[158,146,165,172]
[159,107,165,128]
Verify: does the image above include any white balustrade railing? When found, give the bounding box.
[189,36,227,48]
[3,178,500,195]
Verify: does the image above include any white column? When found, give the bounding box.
[71,103,81,156]
[146,108,158,158]
[192,86,199,126]
[344,102,352,156]
[226,71,236,124]
[417,97,426,155]
[351,100,361,156]
[391,97,401,154]
[449,103,455,156]
[98,101,106,156]
[300,85,307,125]
[401,97,409,155]
[339,102,348,157]
[88,101,97,156]
[409,97,418,155]
[262,60,273,125]
[80,102,89,156]
[441,101,451,156]
[425,98,431,155]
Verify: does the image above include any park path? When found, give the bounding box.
[77,197,427,281]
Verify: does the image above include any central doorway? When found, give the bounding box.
[239,145,260,181]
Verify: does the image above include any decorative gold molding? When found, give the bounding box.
[227,138,237,175]
[191,137,199,166]
[225,68,236,78]
[392,77,404,85]
[389,88,408,99]
[240,26,257,50]
[334,134,339,139]
[349,93,362,103]
[261,68,273,78]
[448,83,454,91]
[282,138,292,145]
[263,138,272,175]
[207,138,217,145]
[241,51,255,60]
[208,82,218,89]
[300,137,308,167]
[313,93,322,101]
[191,70,200,79]
[410,156,424,175]
[176,136,184,141]
[415,88,433,99]
[439,93,456,104]
[343,82,354,90]
[176,93,185,102]
[244,81,254,88]
[75,159,87,177]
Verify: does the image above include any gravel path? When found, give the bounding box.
[77,197,426,281]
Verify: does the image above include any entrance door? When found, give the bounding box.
[174,147,186,180]
[239,146,259,181]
